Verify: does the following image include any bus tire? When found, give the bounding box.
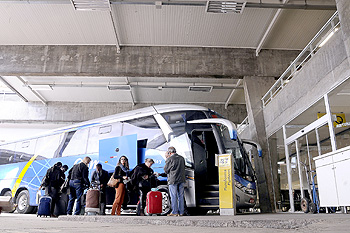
[2,191,16,213]
[16,190,35,214]
[158,188,171,216]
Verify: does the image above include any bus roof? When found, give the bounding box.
[0,104,209,145]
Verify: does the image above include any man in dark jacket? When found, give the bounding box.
[66,156,91,215]
[130,158,156,216]
[91,163,109,215]
[40,162,65,217]
[164,147,186,216]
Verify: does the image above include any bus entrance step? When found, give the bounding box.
[201,191,219,197]
[199,197,219,205]
[204,184,219,191]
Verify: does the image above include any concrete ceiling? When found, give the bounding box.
[0,0,336,49]
[0,0,337,106]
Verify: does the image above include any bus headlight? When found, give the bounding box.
[234,180,256,195]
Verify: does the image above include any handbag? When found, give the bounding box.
[107,173,120,188]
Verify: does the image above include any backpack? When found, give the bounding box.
[49,167,62,188]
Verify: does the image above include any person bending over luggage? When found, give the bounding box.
[130,158,157,216]
[39,162,65,217]
[164,147,186,216]
[91,163,109,215]
[111,156,130,216]
[66,156,91,215]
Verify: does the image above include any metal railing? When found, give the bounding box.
[237,116,249,134]
[261,11,340,107]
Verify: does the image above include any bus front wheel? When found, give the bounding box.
[159,188,171,216]
[16,190,35,214]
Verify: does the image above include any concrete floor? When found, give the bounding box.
[1,212,350,233]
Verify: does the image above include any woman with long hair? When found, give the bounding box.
[111,155,129,215]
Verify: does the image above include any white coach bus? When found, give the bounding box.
[0,104,259,215]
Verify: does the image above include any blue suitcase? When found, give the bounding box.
[37,196,52,217]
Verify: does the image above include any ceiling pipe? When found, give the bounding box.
[245,2,336,10]
[25,82,244,89]
[2,1,337,10]
[109,11,121,53]
[256,0,289,57]
[111,1,338,10]
[224,79,242,109]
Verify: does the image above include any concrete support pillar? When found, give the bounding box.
[243,76,276,213]
[268,135,280,210]
[337,0,350,59]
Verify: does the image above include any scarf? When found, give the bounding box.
[119,164,129,176]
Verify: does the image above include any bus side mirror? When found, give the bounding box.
[241,139,262,158]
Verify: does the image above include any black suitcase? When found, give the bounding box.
[54,193,68,216]
[37,196,52,217]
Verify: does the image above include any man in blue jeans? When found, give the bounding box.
[66,156,91,215]
[164,147,186,216]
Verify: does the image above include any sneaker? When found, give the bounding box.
[167,213,179,216]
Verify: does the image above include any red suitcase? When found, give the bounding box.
[146,191,162,215]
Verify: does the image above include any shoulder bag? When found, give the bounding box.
[107,172,120,188]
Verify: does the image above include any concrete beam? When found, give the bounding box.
[0,101,246,126]
[0,46,299,78]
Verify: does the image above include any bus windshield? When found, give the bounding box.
[216,124,255,181]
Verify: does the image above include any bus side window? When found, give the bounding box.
[0,143,16,164]
[35,134,61,160]
[123,116,166,149]
[61,128,89,157]
[99,125,111,134]
[13,139,37,163]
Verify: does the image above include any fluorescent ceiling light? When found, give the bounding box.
[318,27,339,47]
[29,85,53,91]
[107,85,131,91]
[188,86,213,92]
[70,0,111,11]
[337,92,350,96]
[206,1,246,14]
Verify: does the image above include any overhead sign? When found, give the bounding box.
[317,113,346,128]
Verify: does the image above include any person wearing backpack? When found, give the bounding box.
[39,162,65,217]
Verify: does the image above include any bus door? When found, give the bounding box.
[191,130,219,186]
[190,128,220,210]
[187,119,237,210]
